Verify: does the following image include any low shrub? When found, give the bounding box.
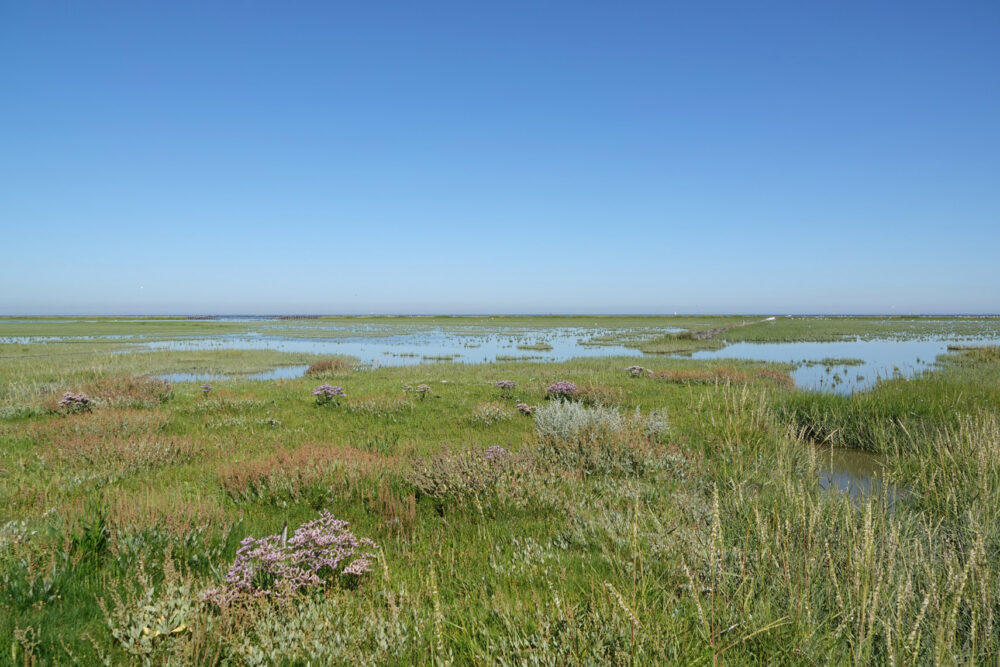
[533,401,660,476]
[202,511,378,608]
[533,400,623,442]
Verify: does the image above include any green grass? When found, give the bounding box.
[2,322,1000,663]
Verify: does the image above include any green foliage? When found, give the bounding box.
[1,317,1000,663]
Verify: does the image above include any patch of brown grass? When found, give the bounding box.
[89,375,173,408]
[574,384,625,407]
[46,433,199,473]
[28,408,170,442]
[218,444,392,504]
[305,358,354,376]
[104,486,228,532]
[40,375,172,412]
[368,482,417,539]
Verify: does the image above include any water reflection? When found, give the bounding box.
[157,365,309,383]
[686,337,1000,393]
[815,446,894,501]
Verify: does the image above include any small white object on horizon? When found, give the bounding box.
[765,316,776,321]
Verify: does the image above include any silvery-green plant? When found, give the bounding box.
[533,400,624,442]
[639,407,670,438]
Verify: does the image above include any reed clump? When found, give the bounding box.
[304,358,354,376]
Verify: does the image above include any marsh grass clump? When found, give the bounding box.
[574,384,624,408]
[202,511,378,608]
[218,445,384,506]
[404,383,432,400]
[406,446,532,510]
[313,384,346,406]
[50,434,197,477]
[305,358,354,376]
[471,401,513,426]
[85,375,173,409]
[345,395,412,419]
[652,367,792,388]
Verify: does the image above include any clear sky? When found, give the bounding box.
[1,1,998,315]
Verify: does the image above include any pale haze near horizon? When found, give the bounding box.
[2,2,998,316]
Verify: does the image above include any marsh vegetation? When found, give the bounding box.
[1,317,1000,663]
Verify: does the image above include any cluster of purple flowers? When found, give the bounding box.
[200,383,212,395]
[516,402,534,415]
[545,381,578,398]
[202,511,378,608]
[626,366,651,378]
[484,445,508,460]
[495,380,518,390]
[313,384,346,405]
[58,391,93,413]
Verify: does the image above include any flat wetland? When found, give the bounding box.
[2,315,1000,663]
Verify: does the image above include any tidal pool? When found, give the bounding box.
[142,328,646,366]
[684,337,1000,393]
[815,446,894,501]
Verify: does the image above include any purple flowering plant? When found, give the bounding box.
[313,384,346,406]
[626,366,651,378]
[58,391,93,413]
[545,381,578,399]
[200,383,212,395]
[516,402,534,415]
[202,510,378,608]
[484,445,508,460]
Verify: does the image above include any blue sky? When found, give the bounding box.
[1,1,998,315]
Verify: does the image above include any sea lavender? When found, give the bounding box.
[545,381,578,399]
[58,391,93,413]
[626,366,651,378]
[202,510,377,608]
[484,445,508,460]
[495,380,518,390]
[516,402,534,415]
[313,384,346,406]
[200,384,212,395]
